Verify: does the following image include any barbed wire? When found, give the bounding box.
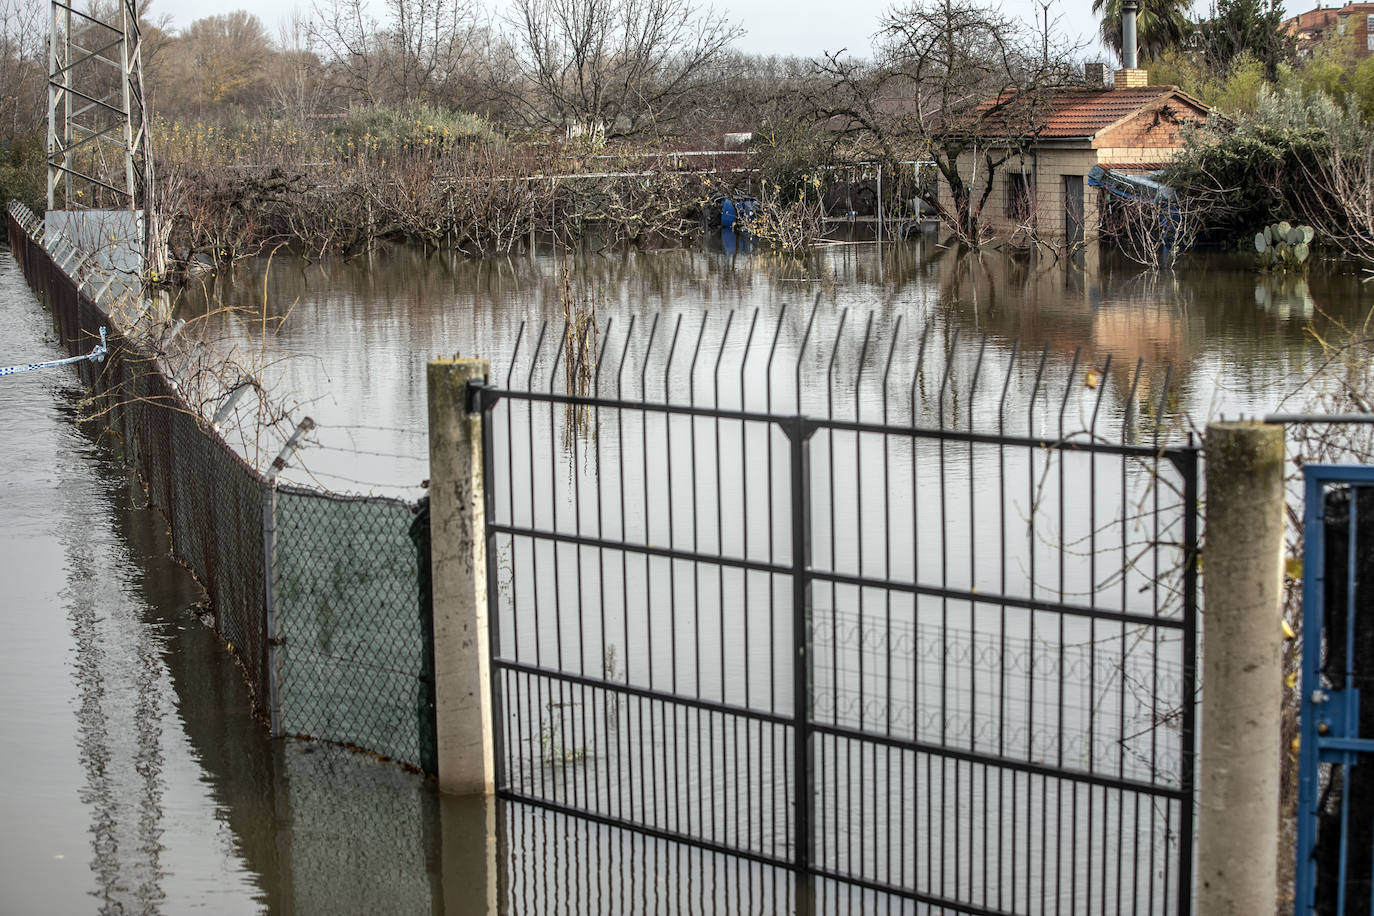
[299,437,428,464]
[284,460,425,495]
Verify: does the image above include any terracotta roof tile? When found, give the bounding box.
[965,86,1204,139]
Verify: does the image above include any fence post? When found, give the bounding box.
[428,358,495,796]
[1197,421,1285,915]
[262,416,316,737]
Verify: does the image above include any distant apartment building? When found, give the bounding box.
[1284,2,1374,58]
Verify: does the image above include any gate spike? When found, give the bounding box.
[739,308,759,412]
[910,319,933,426]
[795,294,820,416]
[881,314,903,424]
[1060,346,1082,438]
[765,303,788,415]
[687,312,708,405]
[826,308,848,420]
[998,339,1021,436]
[664,313,684,403]
[639,313,660,403]
[616,314,637,398]
[1090,353,1114,436]
[854,311,875,422]
[506,320,527,389]
[714,310,735,410]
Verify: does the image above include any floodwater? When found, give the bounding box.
[174,235,1372,496]
[4,232,1373,914]
[0,249,495,916]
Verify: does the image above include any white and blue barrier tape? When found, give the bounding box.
[0,327,108,378]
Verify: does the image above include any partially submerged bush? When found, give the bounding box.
[737,174,828,251]
[1165,85,1369,237]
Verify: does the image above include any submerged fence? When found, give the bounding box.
[474,308,1201,915]
[5,205,437,771]
[11,199,1218,912]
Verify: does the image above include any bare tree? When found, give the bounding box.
[0,0,44,207]
[310,0,474,104]
[816,0,1081,244]
[1302,122,1374,276]
[385,0,475,101]
[501,0,743,138]
[270,12,328,121]
[0,0,44,140]
[1098,188,1208,268]
[184,12,274,108]
[310,0,384,103]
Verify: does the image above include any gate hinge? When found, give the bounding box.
[465,378,493,415]
[1313,687,1364,764]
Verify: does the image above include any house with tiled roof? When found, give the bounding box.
[937,65,1211,245]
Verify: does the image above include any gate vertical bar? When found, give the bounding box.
[787,416,815,877]
[1177,444,1199,916]
[1294,470,1328,915]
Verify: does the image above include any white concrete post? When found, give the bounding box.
[1197,421,1285,915]
[427,358,494,796]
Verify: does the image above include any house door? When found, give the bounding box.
[1064,175,1085,245]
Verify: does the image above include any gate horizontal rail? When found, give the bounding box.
[486,519,1191,631]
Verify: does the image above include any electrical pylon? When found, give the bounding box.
[47,0,162,276]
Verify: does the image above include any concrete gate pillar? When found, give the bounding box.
[427,358,494,796]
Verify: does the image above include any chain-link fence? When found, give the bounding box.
[6,205,435,772]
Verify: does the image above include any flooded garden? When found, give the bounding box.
[5,225,1372,912]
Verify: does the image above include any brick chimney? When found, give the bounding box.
[1115,68,1149,88]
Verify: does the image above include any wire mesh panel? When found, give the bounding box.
[478,306,1200,915]
[274,488,434,769]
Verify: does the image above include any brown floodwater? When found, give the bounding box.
[3,232,1372,914]
[172,235,1372,496]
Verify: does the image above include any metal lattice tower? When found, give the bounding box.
[47,0,160,274]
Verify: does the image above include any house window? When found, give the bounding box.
[1006,173,1034,224]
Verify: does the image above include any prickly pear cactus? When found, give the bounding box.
[1255,221,1314,273]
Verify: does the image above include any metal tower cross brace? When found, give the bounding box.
[46,0,161,273]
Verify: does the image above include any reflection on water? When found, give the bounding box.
[0,251,260,914]
[173,237,1371,498]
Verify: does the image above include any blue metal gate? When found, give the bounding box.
[1296,465,1374,914]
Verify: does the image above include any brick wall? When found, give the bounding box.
[937,147,1103,242]
[1096,102,1200,151]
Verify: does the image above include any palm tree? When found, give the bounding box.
[1093,0,1193,62]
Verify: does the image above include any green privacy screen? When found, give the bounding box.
[270,487,435,770]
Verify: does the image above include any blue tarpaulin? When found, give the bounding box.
[1087,164,1177,203]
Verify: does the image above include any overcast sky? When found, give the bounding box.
[147,0,1284,66]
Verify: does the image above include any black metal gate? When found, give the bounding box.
[473,308,1200,914]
